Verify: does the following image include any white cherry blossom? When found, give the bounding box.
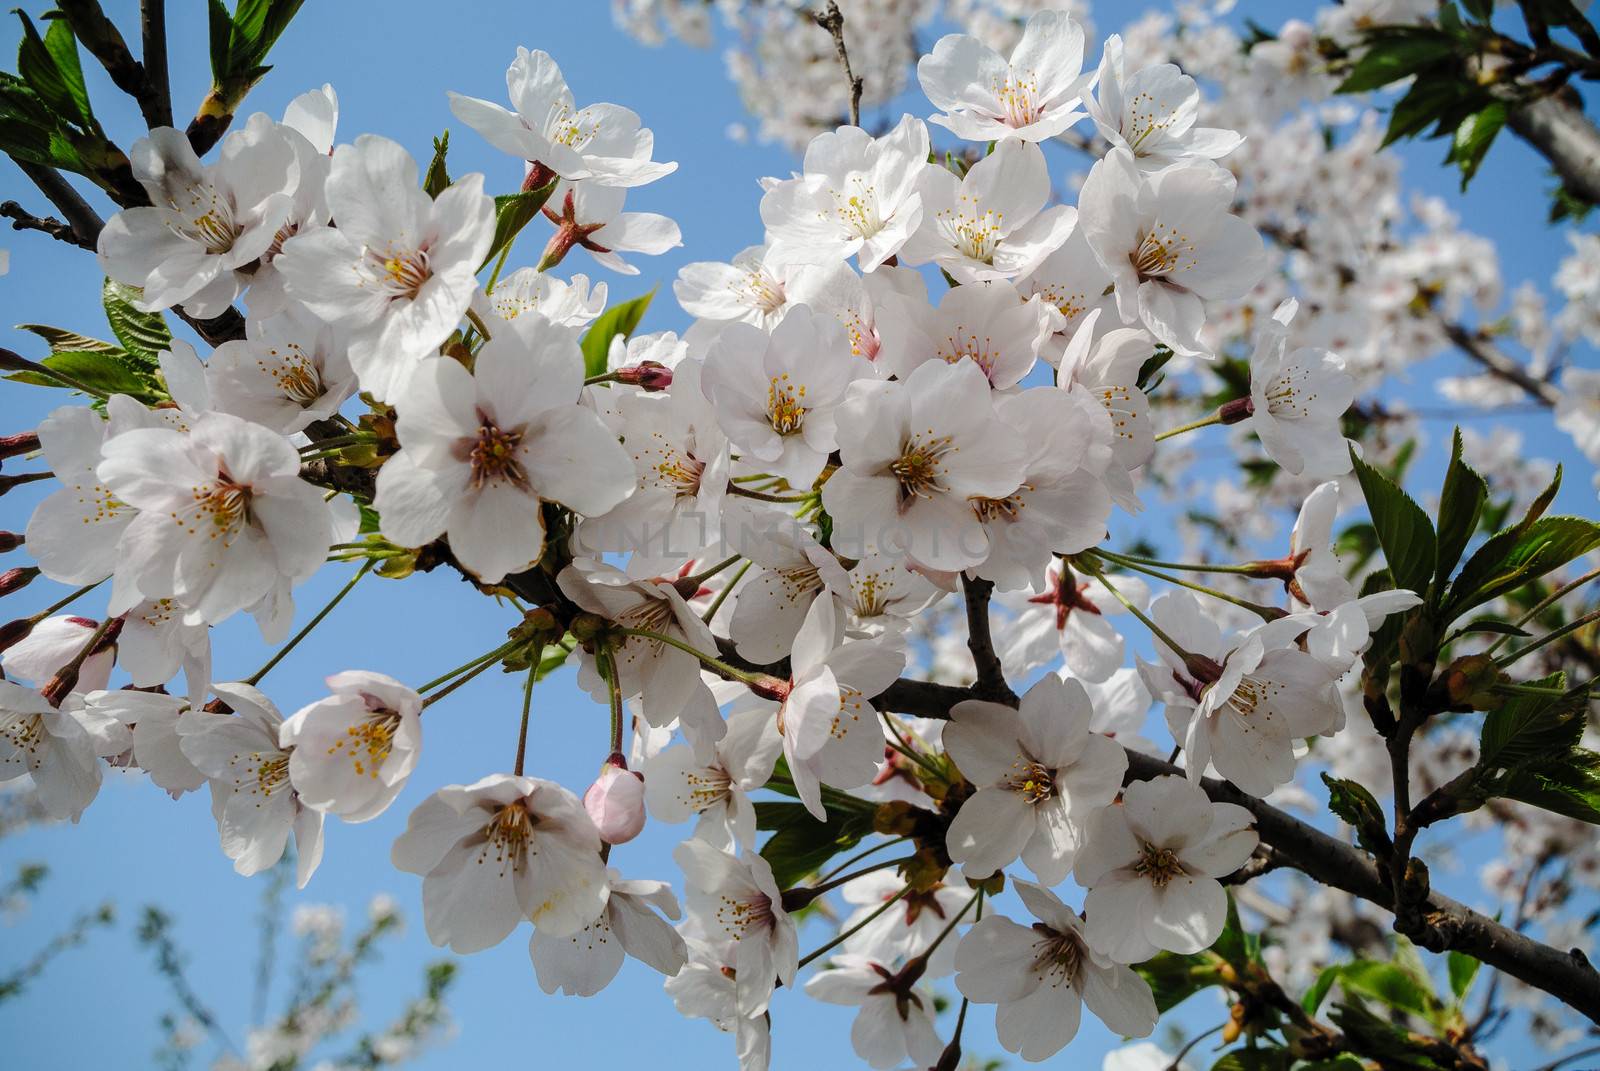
[205,311,356,434]
[391,772,608,951]
[675,839,797,1018]
[373,311,634,583]
[955,879,1157,1062]
[944,674,1126,885]
[874,277,1053,387]
[177,682,325,887]
[918,11,1092,144]
[1075,774,1258,963]
[900,139,1075,283]
[1087,35,1242,170]
[279,670,422,823]
[83,689,206,797]
[804,953,944,1069]
[529,869,687,996]
[1245,300,1356,477]
[0,681,106,821]
[643,707,782,851]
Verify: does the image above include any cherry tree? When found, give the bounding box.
[3,2,1600,1069]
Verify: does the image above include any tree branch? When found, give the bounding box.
[13,163,104,246]
[811,1,864,128]
[0,202,95,250]
[140,0,173,129]
[57,0,170,130]
[869,675,1600,1023]
[1508,89,1600,207]
[960,574,1013,703]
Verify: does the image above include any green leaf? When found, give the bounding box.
[1209,1051,1293,1071]
[1211,893,1260,970]
[1350,448,1436,595]
[1445,101,1507,189]
[13,11,92,130]
[6,349,152,396]
[579,290,657,378]
[1135,951,1221,1013]
[1323,773,1394,858]
[1480,672,1579,768]
[755,801,874,888]
[16,324,121,354]
[423,130,451,198]
[1382,76,1471,148]
[1336,33,1456,93]
[1335,521,1380,574]
[1447,951,1482,1001]
[479,180,558,272]
[1327,1000,1446,1068]
[1495,748,1600,824]
[1435,428,1487,583]
[102,280,173,369]
[1451,619,1529,638]
[1448,513,1600,618]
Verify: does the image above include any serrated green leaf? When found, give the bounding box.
[1337,34,1456,93]
[1452,619,1529,638]
[1495,747,1600,824]
[5,349,151,396]
[1351,448,1436,595]
[16,324,122,354]
[102,280,173,368]
[1135,951,1221,1013]
[1447,951,1482,1001]
[41,16,92,129]
[1481,672,1578,768]
[1435,428,1487,583]
[756,800,874,888]
[1446,101,1507,189]
[580,290,657,378]
[1449,513,1600,618]
[1322,773,1393,858]
[1209,1050,1293,1071]
[13,11,91,131]
[423,130,451,198]
[479,180,558,272]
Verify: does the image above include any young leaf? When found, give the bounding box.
[755,801,873,888]
[1350,448,1436,595]
[102,280,173,369]
[1135,951,1221,1013]
[1435,428,1487,583]
[1449,515,1600,618]
[1322,773,1394,857]
[423,130,451,199]
[1445,101,1507,189]
[13,11,92,131]
[1333,959,1444,1022]
[1480,672,1580,768]
[6,349,152,397]
[1447,951,1482,1002]
[478,180,559,272]
[580,290,656,378]
[1336,33,1456,93]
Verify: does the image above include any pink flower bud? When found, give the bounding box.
[584,755,646,845]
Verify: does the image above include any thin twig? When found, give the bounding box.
[811,1,864,127]
[0,202,95,250]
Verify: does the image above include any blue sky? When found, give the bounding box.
[2,1,1597,1069]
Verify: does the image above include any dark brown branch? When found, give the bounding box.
[140,0,173,129]
[811,1,864,128]
[868,676,1600,1023]
[57,0,169,130]
[1508,88,1600,208]
[959,574,1013,703]
[0,202,94,250]
[13,163,104,246]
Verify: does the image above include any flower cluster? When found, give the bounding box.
[3,3,1598,1070]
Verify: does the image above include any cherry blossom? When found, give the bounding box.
[1075,774,1258,963]
[1086,35,1242,170]
[177,682,325,887]
[449,47,676,187]
[874,277,1053,387]
[643,707,782,850]
[954,879,1157,1061]
[804,953,944,1069]
[83,689,206,797]
[391,772,608,951]
[759,114,929,271]
[205,311,356,434]
[1078,148,1267,358]
[918,11,1092,144]
[279,670,422,823]
[944,675,1126,885]
[1245,300,1356,477]
[0,681,106,821]
[899,139,1075,283]
[675,839,797,1018]
[373,311,634,583]
[276,134,495,402]
[529,869,687,995]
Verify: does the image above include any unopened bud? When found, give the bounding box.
[1218,395,1255,424]
[0,532,22,553]
[615,361,674,392]
[748,674,791,702]
[0,616,33,654]
[569,611,613,646]
[1441,653,1506,711]
[0,472,51,497]
[933,1037,962,1071]
[0,431,39,461]
[1183,652,1224,685]
[0,566,39,597]
[0,348,46,375]
[584,754,646,845]
[1222,1002,1246,1043]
